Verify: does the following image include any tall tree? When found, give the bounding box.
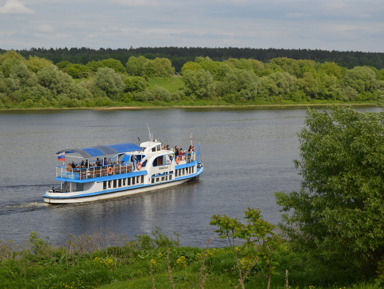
[182,69,215,99]
[275,106,384,282]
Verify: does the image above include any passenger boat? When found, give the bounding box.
[43,138,204,204]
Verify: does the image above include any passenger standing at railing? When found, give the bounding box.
[188,145,194,162]
[131,155,137,169]
[103,157,108,166]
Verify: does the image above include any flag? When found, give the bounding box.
[57,154,65,161]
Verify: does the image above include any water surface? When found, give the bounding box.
[0,108,378,247]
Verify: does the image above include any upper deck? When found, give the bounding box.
[56,151,197,182]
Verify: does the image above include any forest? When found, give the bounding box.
[8,47,384,71]
[0,49,384,109]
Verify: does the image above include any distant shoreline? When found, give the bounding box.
[0,102,381,112]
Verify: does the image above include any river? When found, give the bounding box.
[0,107,379,248]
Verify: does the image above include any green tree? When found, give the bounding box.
[65,64,91,79]
[0,54,25,78]
[37,65,84,99]
[319,61,345,79]
[257,71,295,102]
[180,61,203,74]
[122,75,148,93]
[182,69,215,99]
[100,58,126,74]
[95,67,125,99]
[343,66,377,93]
[219,68,258,102]
[275,106,384,282]
[210,208,283,289]
[126,56,150,76]
[144,57,175,77]
[26,56,52,73]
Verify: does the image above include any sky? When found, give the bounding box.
[0,0,383,52]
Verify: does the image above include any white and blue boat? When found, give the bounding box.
[43,138,204,204]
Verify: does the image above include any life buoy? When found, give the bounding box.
[137,162,142,170]
[176,156,181,164]
[108,166,113,174]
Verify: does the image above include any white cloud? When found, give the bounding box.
[0,0,34,14]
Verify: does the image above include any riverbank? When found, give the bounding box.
[0,231,380,289]
[0,101,381,112]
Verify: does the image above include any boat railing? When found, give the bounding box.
[175,152,196,163]
[56,163,135,181]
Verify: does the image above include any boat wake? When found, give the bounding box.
[0,202,49,216]
[16,202,49,208]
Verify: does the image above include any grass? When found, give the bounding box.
[0,231,381,289]
[147,76,184,93]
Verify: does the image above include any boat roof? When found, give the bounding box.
[56,143,142,158]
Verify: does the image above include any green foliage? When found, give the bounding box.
[65,63,90,79]
[210,208,284,289]
[126,56,150,76]
[0,50,383,109]
[145,57,175,77]
[182,69,215,99]
[275,106,384,283]
[219,68,258,102]
[123,75,149,92]
[95,67,125,99]
[26,56,52,73]
[344,66,377,93]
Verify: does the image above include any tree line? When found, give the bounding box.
[0,50,384,109]
[7,47,384,72]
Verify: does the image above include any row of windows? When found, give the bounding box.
[151,174,173,184]
[103,175,144,190]
[175,166,195,177]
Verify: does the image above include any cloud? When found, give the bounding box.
[0,0,34,14]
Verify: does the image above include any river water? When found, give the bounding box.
[0,107,379,248]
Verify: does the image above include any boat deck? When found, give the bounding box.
[56,153,195,181]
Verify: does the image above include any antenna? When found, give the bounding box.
[147,123,153,141]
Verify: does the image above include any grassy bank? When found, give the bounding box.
[0,231,380,289]
[0,100,381,112]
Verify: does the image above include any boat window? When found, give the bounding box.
[103,181,107,190]
[76,183,83,192]
[153,155,166,167]
[141,160,147,167]
[132,177,136,185]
